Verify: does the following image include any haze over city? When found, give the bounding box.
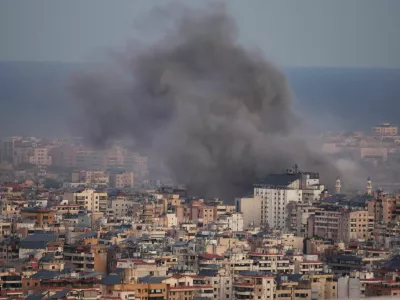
[0,1,400,299]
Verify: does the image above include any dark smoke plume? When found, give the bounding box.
[73,4,346,200]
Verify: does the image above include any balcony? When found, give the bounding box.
[233,282,254,288]
[235,290,254,296]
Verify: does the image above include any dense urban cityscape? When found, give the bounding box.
[2,0,400,299]
[0,124,398,299]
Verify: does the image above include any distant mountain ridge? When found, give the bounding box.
[1,61,400,137]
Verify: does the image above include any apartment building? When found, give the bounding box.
[303,274,337,300]
[294,257,325,275]
[63,244,107,273]
[50,204,81,215]
[248,250,294,274]
[275,275,312,300]
[63,189,108,213]
[12,146,30,166]
[216,213,244,232]
[191,204,216,226]
[50,144,77,168]
[0,221,12,240]
[372,123,398,136]
[308,210,341,241]
[168,285,214,300]
[20,208,55,226]
[287,202,320,237]
[28,147,52,166]
[108,197,131,218]
[254,170,324,229]
[236,196,262,229]
[367,195,396,224]
[116,259,168,283]
[233,273,275,300]
[72,170,109,186]
[109,172,134,188]
[339,210,374,243]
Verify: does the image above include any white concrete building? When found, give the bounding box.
[227,213,244,232]
[165,213,178,227]
[338,276,361,299]
[254,169,324,229]
[215,213,244,232]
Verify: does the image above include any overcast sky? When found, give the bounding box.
[1,0,399,67]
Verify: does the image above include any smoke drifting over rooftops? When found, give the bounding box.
[72,3,358,200]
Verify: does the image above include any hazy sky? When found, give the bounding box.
[1,0,399,67]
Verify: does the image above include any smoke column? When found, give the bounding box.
[73,3,345,200]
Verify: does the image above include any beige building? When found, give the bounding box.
[275,277,312,300]
[109,172,134,188]
[233,273,275,300]
[368,196,395,224]
[236,196,262,229]
[0,221,12,239]
[116,259,168,283]
[72,170,109,186]
[281,234,304,251]
[63,189,108,213]
[63,244,107,273]
[309,209,341,241]
[372,123,398,136]
[303,274,337,300]
[108,197,131,218]
[360,147,388,161]
[340,210,374,243]
[29,147,52,166]
[164,213,178,227]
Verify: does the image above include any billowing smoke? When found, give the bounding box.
[73,4,347,200]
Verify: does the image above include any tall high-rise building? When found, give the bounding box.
[254,167,325,229]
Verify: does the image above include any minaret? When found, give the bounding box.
[335,177,341,194]
[366,177,372,195]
